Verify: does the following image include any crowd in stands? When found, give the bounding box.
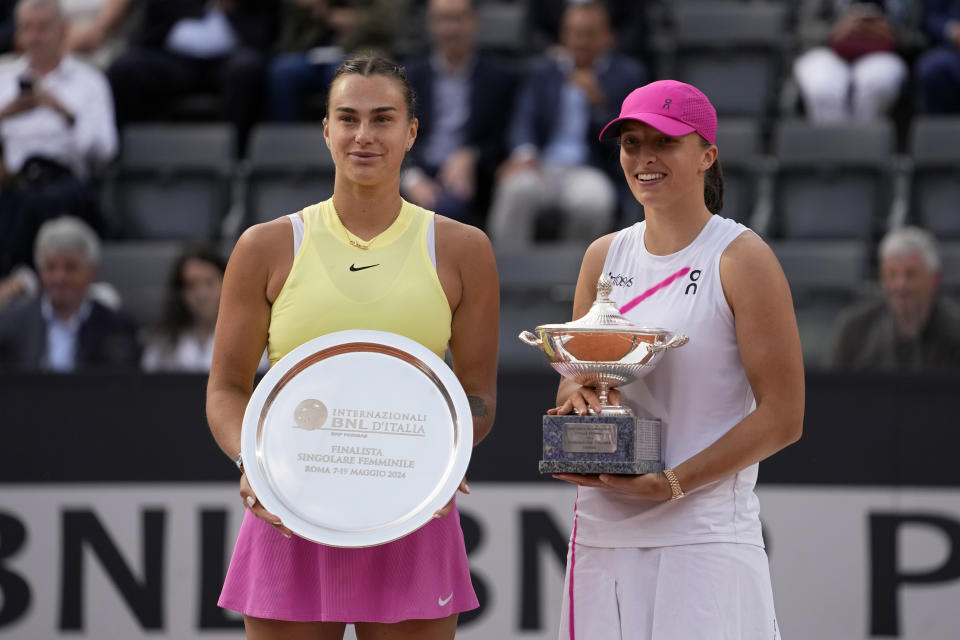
[0,0,959,374]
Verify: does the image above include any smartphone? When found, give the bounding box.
[17,75,34,93]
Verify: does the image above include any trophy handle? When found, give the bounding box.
[648,333,689,355]
[518,331,542,347]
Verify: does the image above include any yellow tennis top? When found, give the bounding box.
[267,198,452,364]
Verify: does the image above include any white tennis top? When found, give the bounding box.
[574,215,764,548]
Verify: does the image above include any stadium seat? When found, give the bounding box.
[98,241,184,329]
[714,118,764,225]
[109,124,235,240]
[771,119,895,240]
[770,239,870,368]
[244,124,336,226]
[941,241,960,299]
[497,244,586,372]
[908,116,960,238]
[476,2,526,57]
[666,2,789,118]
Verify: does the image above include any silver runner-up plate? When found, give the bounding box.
[241,329,473,547]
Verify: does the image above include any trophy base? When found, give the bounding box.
[539,459,664,475]
[540,414,663,476]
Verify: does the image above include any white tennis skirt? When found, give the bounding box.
[559,542,781,640]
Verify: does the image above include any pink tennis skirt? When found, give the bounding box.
[218,503,478,623]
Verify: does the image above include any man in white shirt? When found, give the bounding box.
[0,0,117,275]
[107,0,278,156]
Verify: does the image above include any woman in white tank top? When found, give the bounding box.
[550,81,805,639]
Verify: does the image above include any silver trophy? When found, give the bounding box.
[519,274,688,474]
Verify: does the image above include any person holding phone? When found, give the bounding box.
[0,0,116,276]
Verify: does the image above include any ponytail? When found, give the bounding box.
[704,159,724,215]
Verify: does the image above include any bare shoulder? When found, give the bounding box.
[579,231,620,282]
[720,230,786,282]
[435,215,492,249]
[719,230,791,309]
[584,231,619,265]
[228,216,295,301]
[434,215,495,266]
[570,231,620,318]
[232,216,292,262]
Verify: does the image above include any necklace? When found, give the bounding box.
[343,227,371,250]
[336,209,401,251]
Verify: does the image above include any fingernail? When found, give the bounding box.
[245,496,255,508]
[463,482,471,493]
[282,531,291,539]
[271,520,283,526]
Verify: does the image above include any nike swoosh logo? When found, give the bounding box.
[438,593,453,606]
[349,263,380,272]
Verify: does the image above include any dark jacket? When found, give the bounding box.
[405,53,519,177]
[134,0,279,51]
[923,0,960,45]
[508,53,647,180]
[828,295,960,371]
[523,0,650,60]
[0,296,140,372]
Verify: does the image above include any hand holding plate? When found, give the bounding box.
[240,472,293,538]
[433,477,470,519]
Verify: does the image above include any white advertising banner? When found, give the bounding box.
[1,484,959,639]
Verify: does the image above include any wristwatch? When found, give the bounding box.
[663,468,685,501]
[234,452,244,472]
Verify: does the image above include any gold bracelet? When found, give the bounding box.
[663,468,685,501]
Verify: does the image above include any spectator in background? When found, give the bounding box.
[0,216,139,372]
[62,0,143,68]
[524,0,650,62]
[828,226,960,370]
[107,0,279,155]
[141,244,224,372]
[267,0,403,121]
[487,0,645,250]
[142,244,267,372]
[916,0,960,112]
[793,0,908,123]
[401,0,518,226]
[0,0,117,276]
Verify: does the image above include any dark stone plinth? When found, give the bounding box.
[539,459,664,474]
[540,414,662,475]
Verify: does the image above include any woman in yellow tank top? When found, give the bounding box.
[206,55,499,640]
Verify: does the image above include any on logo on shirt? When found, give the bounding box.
[685,269,702,295]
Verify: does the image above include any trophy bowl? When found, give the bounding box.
[518,274,688,474]
[519,327,688,402]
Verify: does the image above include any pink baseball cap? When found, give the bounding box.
[598,80,717,144]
